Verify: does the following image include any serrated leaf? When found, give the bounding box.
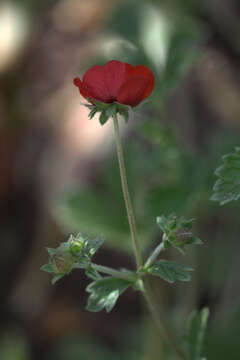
[147,260,193,283]
[186,308,209,360]
[86,277,131,313]
[211,147,240,205]
[99,111,109,125]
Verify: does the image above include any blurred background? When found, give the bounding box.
[1,0,240,359]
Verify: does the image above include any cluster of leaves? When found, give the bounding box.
[42,214,202,313]
[211,147,240,205]
[157,214,203,254]
[85,99,130,125]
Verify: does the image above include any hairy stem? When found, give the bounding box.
[143,279,187,360]
[144,242,164,268]
[113,113,142,268]
[112,113,187,360]
[92,264,134,281]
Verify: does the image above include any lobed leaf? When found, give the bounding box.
[211,147,240,205]
[86,277,131,313]
[146,259,193,283]
[156,214,202,255]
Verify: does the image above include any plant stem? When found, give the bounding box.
[144,242,165,268]
[143,279,187,360]
[92,264,134,281]
[112,113,142,268]
[112,113,187,360]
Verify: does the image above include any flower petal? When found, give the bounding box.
[117,75,153,107]
[125,64,155,98]
[104,60,126,100]
[82,65,112,103]
[74,77,93,99]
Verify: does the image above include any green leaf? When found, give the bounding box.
[186,307,209,360]
[147,260,193,283]
[211,147,240,205]
[86,277,131,313]
[99,111,109,125]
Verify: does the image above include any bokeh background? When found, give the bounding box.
[1,0,240,359]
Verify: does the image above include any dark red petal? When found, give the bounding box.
[82,65,112,103]
[125,64,153,78]
[124,64,154,98]
[117,75,151,107]
[73,77,82,87]
[104,60,126,99]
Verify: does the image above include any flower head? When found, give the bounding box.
[74,60,154,107]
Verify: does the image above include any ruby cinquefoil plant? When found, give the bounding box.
[42,60,209,360]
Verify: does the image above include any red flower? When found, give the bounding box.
[74,60,154,107]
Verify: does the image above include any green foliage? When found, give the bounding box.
[41,233,104,284]
[186,308,209,360]
[86,277,132,313]
[211,147,240,205]
[157,214,203,254]
[146,259,193,283]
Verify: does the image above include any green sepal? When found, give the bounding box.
[85,235,104,257]
[88,107,99,119]
[106,104,117,118]
[92,99,111,111]
[83,99,131,126]
[99,111,109,125]
[115,103,130,123]
[41,263,54,273]
[185,308,209,360]
[146,259,193,283]
[157,214,202,255]
[85,265,102,280]
[86,277,131,313]
[52,273,65,285]
[42,234,104,283]
[83,103,95,110]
